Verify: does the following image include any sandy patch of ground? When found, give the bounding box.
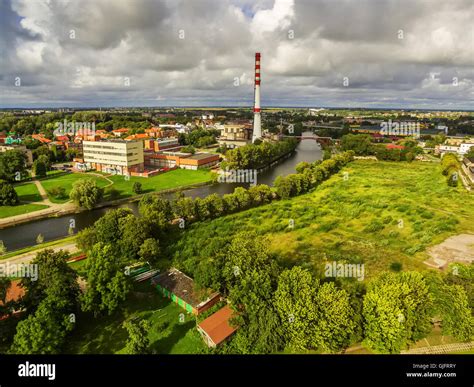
[424,234,474,269]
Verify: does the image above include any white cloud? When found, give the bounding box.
[0,0,472,108]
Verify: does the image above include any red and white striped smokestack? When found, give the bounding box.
[252,52,262,142]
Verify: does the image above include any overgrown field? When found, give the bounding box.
[171,160,474,279]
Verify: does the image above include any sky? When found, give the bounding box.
[0,0,473,109]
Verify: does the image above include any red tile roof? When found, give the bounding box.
[197,305,238,346]
[0,280,25,306]
[386,144,405,150]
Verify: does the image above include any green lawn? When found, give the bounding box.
[65,283,206,354]
[172,160,474,280]
[0,203,49,219]
[14,182,43,202]
[105,168,213,200]
[40,172,111,203]
[0,182,47,219]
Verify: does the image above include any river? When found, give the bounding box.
[0,133,322,251]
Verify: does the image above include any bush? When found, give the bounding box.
[390,262,403,272]
[133,182,143,195]
[48,186,67,200]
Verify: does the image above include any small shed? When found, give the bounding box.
[197,305,238,347]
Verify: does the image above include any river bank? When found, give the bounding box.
[0,179,214,230]
[0,133,322,251]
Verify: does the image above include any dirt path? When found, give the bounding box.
[424,233,474,269]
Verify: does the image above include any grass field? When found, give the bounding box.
[105,168,213,199]
[0,182,47,219]
[65,282,206,354]
[14,182,43,202]
[0,203,49,219]
[40,172,111,203]
[172,160,474,279]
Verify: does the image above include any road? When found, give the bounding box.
[0,242,78,276]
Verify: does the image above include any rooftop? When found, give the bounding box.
[197,305,238,346]
[151,268,201,307]
[0,280,25,306]
[187,153,219,160]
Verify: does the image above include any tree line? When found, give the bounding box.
[441,153,460,187]
[340,133,423,161]
[221,138,298,170]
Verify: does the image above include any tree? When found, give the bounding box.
[0,149,27,182]
[81,243,131,316]
[75,226,98,253]
[132,181,143,195]
[275,267,355,353]
[295,161,311,174]
[274,175,293,199]
[427,271,473,342]
[181,145,196,154]
[437,284,473,341]
[139,238,161,264]
[32,159,47,177]
[93,208,132,246]
[0,180,19,205]
[21,249,80,314]
[313,282,355,352]
[274,266,318,351]
[223,232,282,353]
[119,215,152,260]
[340,134,374,155]
[37,153,51,170]
[11,301,74,354]
[123,318,150,354]
[362,272,432,353]
[69,178,104,209]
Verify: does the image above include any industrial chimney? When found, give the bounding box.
[252,52,262,143]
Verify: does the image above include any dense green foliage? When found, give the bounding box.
[340,133,422,162]
[0,149,27,182]
[222,139,298,170]
[69,178,104,209]
[441,153,460,187]
[11,249,79,354]
[274,151,354,199]
[362,272,433,353]
[123,318,151,354]
[0,180,19,205]
[81,243,131,316]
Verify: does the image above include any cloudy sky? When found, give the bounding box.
[0,0,473,109]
